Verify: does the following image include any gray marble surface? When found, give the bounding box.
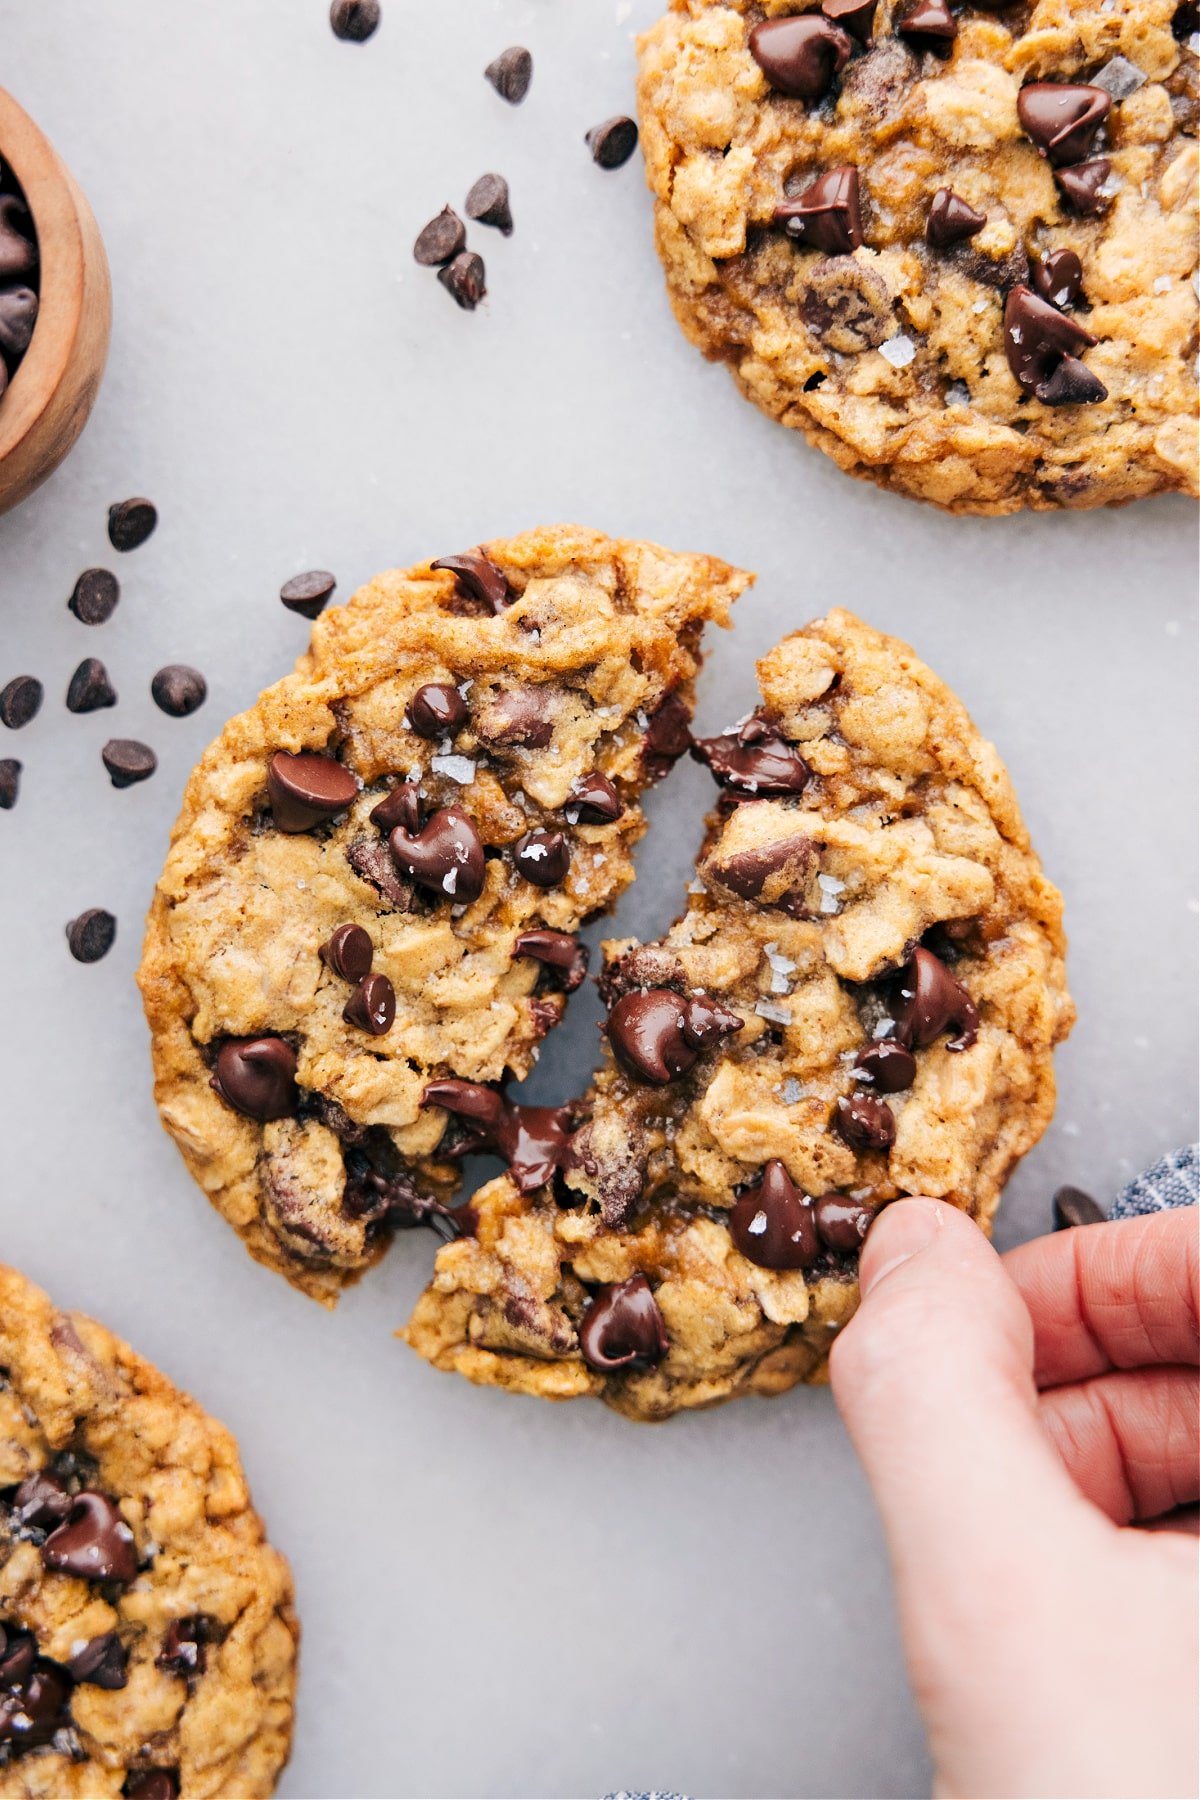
[0,4,1196,1796]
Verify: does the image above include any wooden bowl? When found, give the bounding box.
[0,86,111,516]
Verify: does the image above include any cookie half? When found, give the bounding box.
[637,0,1199,512]
[0,1265,297,1797]
[402,608,1075,1419]
[139,528,749,1303]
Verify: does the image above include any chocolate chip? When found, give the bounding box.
[515,829,570,888]
[1018,83,1111,165]
[1054,158,1113,216]
[431,549,511,613]
[708,833,814,913]
[122,1775,179,1800]
[564,769,623,824]
[748,15,853,99]
[42,1491,137,1583]
[926,187,986,247]
[11,1469,71,1528]
[330,0,380,41]
[0,1627,36,1688]
[895,0,956,52]
[604,988,740,1086]
[854,1040,916,1091]
[514,928,589,993]
[102,738,157,788]
[642,692,692,779]
[368,784,422,834]
[679,993,743,1050]
[1036,355,1108,405]
[730,1160,819,1270]
[1053,1184,1106,1230]
[280,570,336,618]
[0,759,21,809]
[344,971,395,1035]
[0,286,38,357]
[1003,283,1102,401]
[892,946,979,1050]
[68,567,120,624]
[156,1617,212,1678]
[465,174,513,236]
[691,717,810,795]
[1033,247,1084,308]
[579,1274,667,1371]
[0,193,36,280]
[66,908,116,963]
[485,46,532,104]
[482,687,552,748]
[63,658,116,714]
[211,1037,298,1120]
[0,1659,70,1749]
[267,749,357,831]
[835,1092,895,1150]
[422,1080,572,1192]
[774,165,863,253]
[69,1631,128,1689]
[107,497,157,553]
[389,806,486,904]
[585,116,639,169]
[822,0,877,44]
[347,836,414,908]
[408,682,468,738]
[814,1191,874,1252]
[413,207,466,266]
[438,251,487,310]
[1173,2,1200,36]
[320,922,373,982]
[151,664,207,717]
[0,676,42,730]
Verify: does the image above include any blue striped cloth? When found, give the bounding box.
[1110,1144,1199,1219]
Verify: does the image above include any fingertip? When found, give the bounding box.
[858,1196,984,1297]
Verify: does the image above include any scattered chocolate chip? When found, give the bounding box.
[514,928,589,993]
[211,1037,298,1120]
[431,549,511,613]
[320,922,373,982]
[422,1079,571,1192]
[156,1617,210,1678]
[822,0,877,44]
[1033,247,1084,308]
[347,836,414,907]
[42,1491,137,1583]
[926,187,986,247]
[69,1631,128,1689]
[604,988,741,1086]
[854,1040,917,1092]
[0,1658,70,1749]
[485,46,532,104]
[408,681,469,738]
[748,14,853,99]
[578,1274,667,1371]
[267,749,357,831]
[1037,355,1108,405]
[515,829,570,888]
[585,116,639,169]
[438,251,486,310]
[11,1470,71,1528]
[280,570,336,618]
[893,946,979,1050]
[482,687,552,748]
[0,193,36,280]
[1018,83,1111,165]
[814,1191,874,1252]
[0,676,42,730]
[413,207,466,266]
[774,165,863,253]
[64,658,116,714]
[369,784,422,834]
[0,286,38,357]
[389,806,486,904]
[330,0,380,41]
[68,567,120,625]
[465,174,513,236]
[0,759,21,808]
[1053,1184,1107,1230]
[150,664,207,718]
[1054,157,1113,215]
[730,1160,819,1270]
[107,497,157,553]
[66,908,116,963]
[344,971,395,1035]
[691,716,810,795]
[835,1092,896,1150]
[895,0,957,52]
[642,692,692,780]
[565,769,623,824]
[1003,284,1103,402]
[122,1775,179,1800]
[101,738,157,788]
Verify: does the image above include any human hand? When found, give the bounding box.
[830,1198,1199,1800]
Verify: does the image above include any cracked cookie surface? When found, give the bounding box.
[637,0,1199,512]
[402,609,1075,1420]
[0,1265,296,1798]
[139,528,748,1304]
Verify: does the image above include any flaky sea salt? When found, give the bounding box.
[817,872,845,915]
[755,998,792,1025]
[879,335,915,368]
[781,1077,804,1105]
[1153,275,1172,294]
[945,381,970,407]
[431,754,475,784]
[765,946,796,994]
[688,877,707,895]
[1092,54,1146,99]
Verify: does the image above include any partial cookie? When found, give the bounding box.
[403,609,1074,1419]
[0,1264,297,1798]
[139,528,749,1304]
[637,0,1199,512]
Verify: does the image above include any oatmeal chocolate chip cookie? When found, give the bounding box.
[0,1265,297,1798]
[636,0,1199,512]
[402,608,1074,1419]
[139,528,749,1306]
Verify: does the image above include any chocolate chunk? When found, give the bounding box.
[514,928,589,993]
[708,832,814,913]
[0,675,42,730]
[822,0,877,44]
[515,829,570,888]
[438,251,487,310]
[151,664,207,717]
[330,0,380,41]
[156,1617,212,1677]
[0,759,19,809]
[431,549,511,613]
[1053,1184,1106,1230]
[485,46,532,104]
[800,255,892,351]
[66,908,116,963]
[343,971,395,1035]
[280,570,336,618]
[834,1092,896,1150]
[1033,247,1084,309]
[42,1491,137,1583]
[565,770,623,824]
[926,187,986,247]
[691,716,810,795]
[413,207,466,266]
[482,687,552,748]
[107,497,157,552]
[11,1469,71,1528]
[578,1274,667,1371]
[748,15,853,99]
[605,988,740,1086]
[1037,355,1108,405]
[368,784,422,834]
[642,692,692,780]
[1018,83,1111,165]
[69,1631,128,1689]
[320,922,373,982]
[892,946,979,1050]
[389,806,486,904]
[408,682,468,738]
[774,165,863,253]
[0,193,36,280]
[211,1037,298,1120]
[730,1160,819,1270]
[0,1659,70,1749]
[267,749,357,831]
[102,738,157,788]
[1054,157,1113,215]
[895,0,956,52]
[66,658,117,713]
[122,1775,180,1800]
[422,1080,572,1192]
[0,1627,36,1688]
[347,836,414,908]
[854,1040,916,1091]
[0,285,38,356]
[1003,284,1100,397]
[814,1192,874,1252]
[465,174,513,236]
[68,567,120,624]
[586,116,639,169]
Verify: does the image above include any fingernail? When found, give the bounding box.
[859,1201,944,1297]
